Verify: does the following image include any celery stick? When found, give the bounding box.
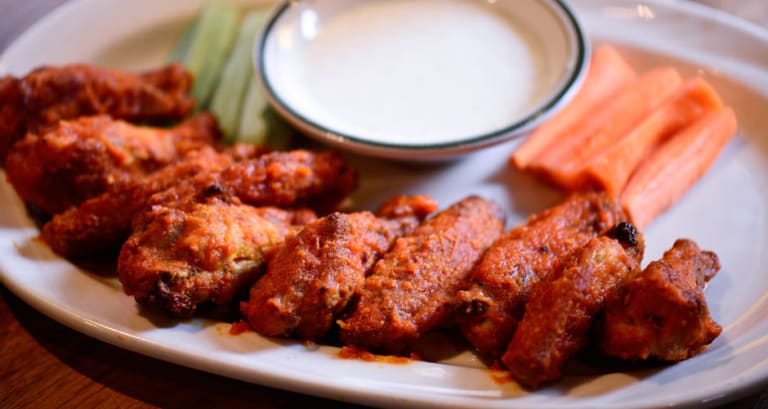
[168,18,199,63]
[211,9,271,141]
[237,77,270,145]
[263,107,294,150]
[238,77,294,149]
[183,2,239,108]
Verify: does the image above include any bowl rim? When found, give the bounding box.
[255,0,590,155]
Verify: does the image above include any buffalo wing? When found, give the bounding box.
[600,238,722,361]
[6,113,220,214]
[0,63,194,161]
[241,195,437,340]
[339,196,505,355]
[455,191,627,357]
[502,225,644,388]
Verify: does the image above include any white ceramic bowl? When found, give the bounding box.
[256,0,589,160]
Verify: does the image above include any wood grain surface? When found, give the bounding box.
[0,1,766,408]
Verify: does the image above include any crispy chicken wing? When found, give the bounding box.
[339,196,505,355]
[0,63,194,161]
[241,195,438,340]
[42,149,356,258]
[502,225,644,388]
[6,113,220,214]
[42,147,237,258]
[600,239,722,361]
[455,191,627,357]
[118,189,315,317]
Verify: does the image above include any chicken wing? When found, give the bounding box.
[455,191,627,357]
[118,190,315,317]
[502,225,644,388]
[42,149,356,258]
[241,194,438,340]
[5,113,220,214]
[339,196,505,355]
[600,239,722,361]
[0,63,194,161]
[42,146,237,258]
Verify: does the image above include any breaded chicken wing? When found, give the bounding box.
[42,149,356,258]
[0,63,194,161]
[241,195,438,340]
[217,150,357,214]
[455,191,626,357]
[600,239,722,361]
[502,225,644,388]
[6,113,220,214]
[42,147,237,258]
[118,190,315,317]
[339,196,505,355]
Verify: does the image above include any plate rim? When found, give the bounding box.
[1,0,768,408]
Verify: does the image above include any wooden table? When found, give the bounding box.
[1,1,766,408]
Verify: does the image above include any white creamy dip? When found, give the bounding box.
[264,0,555,146]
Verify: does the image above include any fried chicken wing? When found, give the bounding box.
[5,113,220,214]
[455,191,626,357]
[118,190,315,317]
[502,225,644,388]
[241,195,438,340]
[339,196,505,355]
[41,147,236,258]
[0,63,194,161]
[42,149,356,258]
[217,150,358,214]
[600,239,722,361]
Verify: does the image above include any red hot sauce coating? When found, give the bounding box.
[455,191,627,357]
[0,63,195,162]
[339,196,506,355]
[600,238,722,361]
[241,195,438,340]
[502,228,644,389]
[5,113,220,215]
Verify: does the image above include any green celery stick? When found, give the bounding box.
[183,2,239,108]
[168,18,199,63]
[263,107,294,150]
[237,77,293,149]
[211,9,271,141]
[237,77,270,146]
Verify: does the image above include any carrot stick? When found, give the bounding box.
[528,67,684,190]
[510,45,637,169]
[585,77,724,196]
[620,107,737,229]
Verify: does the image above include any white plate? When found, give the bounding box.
[1,0,768,408]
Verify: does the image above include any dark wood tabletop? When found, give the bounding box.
[0,1,766,408]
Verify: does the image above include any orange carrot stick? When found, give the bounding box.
[510,45,637,169]
[620,107,737,229]
[528,67,684,190]
[585,77,725,196]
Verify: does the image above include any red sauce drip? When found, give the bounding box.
[488,361,514,385]
[338,346,414,364]
[229,320,252,335]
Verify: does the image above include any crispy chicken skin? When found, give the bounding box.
[600,239,722,361]
[502,225,644,389]
[217,150,357,214]
[118,191,315,317]
[339,196,506,355]
[0,63,194,161]
[42,149,356,258]
[241,195,438,340]
[455,191,627,357]
[42,147,237,258]
[5,113,220,214]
